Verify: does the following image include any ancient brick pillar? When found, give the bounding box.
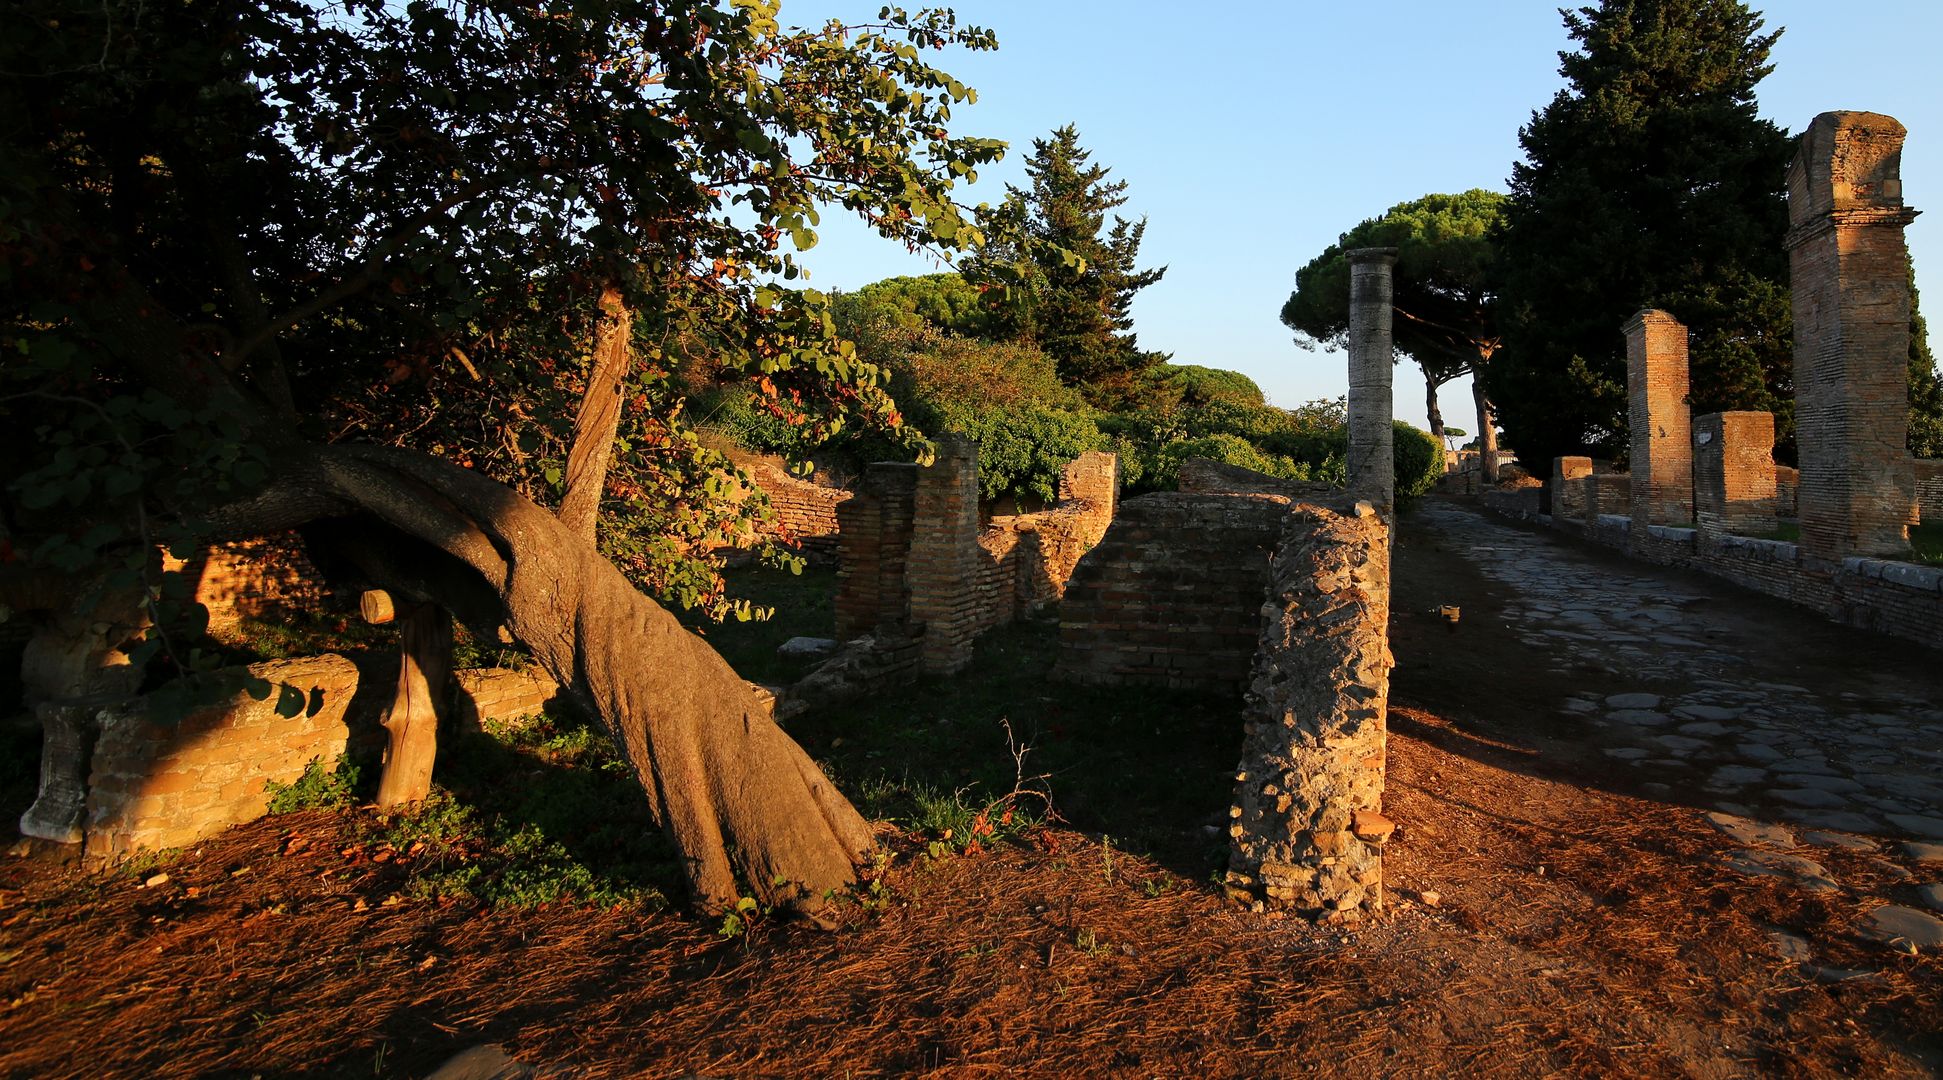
[1226,501,1392,922]
[1624,310,1693,533]
[909,435,982,675]
[1693,412,1778,539]
[1346,248,1399,516]
[1786,111,1920,559]
[834,462,918,640]
[1552,456,1593,520]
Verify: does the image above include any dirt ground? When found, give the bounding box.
[3,500,1941,1078]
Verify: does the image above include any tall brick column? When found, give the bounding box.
[1624,309,1693,533]
[1693,412,1778,539]
[1346,248,1398,517]
[1785,111,1920,559]
[909,435,982,675]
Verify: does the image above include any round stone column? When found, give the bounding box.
[1346,248,1399,517]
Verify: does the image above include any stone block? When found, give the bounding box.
[1693,411,1778,539]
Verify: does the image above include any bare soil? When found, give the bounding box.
[3,502,1941,1078]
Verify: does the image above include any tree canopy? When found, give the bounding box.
[1487,0,1794,469]
[2,0,1032,920]
[1282,189,1506,471]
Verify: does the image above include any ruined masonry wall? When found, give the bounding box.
[1053,493,1289,692]
[972,453,1119,631]
[1226,502,1392,920]
[739,457,853,561]
[161,535,329,633]
[834,463,919,641]
[1917,460,1943,522]
[86,655,369,858]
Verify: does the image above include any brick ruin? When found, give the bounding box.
[731,453,853,562]
[831,437,1118,679]
[1786,111,1921,560]
[1491,110,1941,648]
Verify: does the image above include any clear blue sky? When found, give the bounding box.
[792,1,1942,435]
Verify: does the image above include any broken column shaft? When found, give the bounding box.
[1346,248,1399,517]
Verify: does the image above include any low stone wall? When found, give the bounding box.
[1053,492,1289,691]
[451,667,563,731]
[1490,505,1943,650]
[161,535,329,633]
[1225,501,1392,921]
[85,655,374,858]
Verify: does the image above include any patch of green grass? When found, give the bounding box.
[364,710,677,911]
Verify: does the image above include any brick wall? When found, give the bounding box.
[1693,411,1778,539]
[833,446,1118,679]
[1053,492,1290,692]
[85,655,376,858]
[161,535,329,633]
[834,463,920,640]
[1776,466,1801,518]
[732,453,854,562]
[1551,457,1593,520]
[1916,460,1943,522]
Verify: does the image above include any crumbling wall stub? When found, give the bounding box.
[1693,411,1779,539]
[1915,460,1943,524]
[1786,111,1920,559]
[84,655,371,858]
[1624,309,1695,533]
[908,435,985,675]
[1225,501,1392,921]
[734,455,854,562]
[1552,456,1594,520]
[1586,473,1632,525]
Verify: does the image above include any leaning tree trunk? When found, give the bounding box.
[310,446,873,923]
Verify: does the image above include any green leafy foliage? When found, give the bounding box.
[1489,0,1794,468]
[2,0,1025,660]
[1909,265,1943,459]
[1393,421,1445,499]
[264,756,365,815]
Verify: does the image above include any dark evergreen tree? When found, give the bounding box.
[970,125,1167,407]
[1488,0,1794,470]
[1912,260,1943,459]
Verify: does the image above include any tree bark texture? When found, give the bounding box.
[307,446,873,921]
[1422,365,1445,445]
[373,600,451,809]
[1472,377,1501,483]
[557,286,634,548]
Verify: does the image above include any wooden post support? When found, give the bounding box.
[364,593,451,808]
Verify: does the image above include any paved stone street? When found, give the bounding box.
[1413,500,1943,843]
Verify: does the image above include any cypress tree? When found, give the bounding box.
[973,125,1166,407]
[1488,0,1794,470]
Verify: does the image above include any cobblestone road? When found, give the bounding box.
[1411,500,1943,843]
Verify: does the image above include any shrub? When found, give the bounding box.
[264,755,364,814]
[925,399,1104,503]
[1393,420,1444,498]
